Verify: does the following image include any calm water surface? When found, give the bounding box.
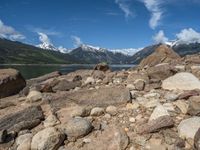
[0,64,134,79]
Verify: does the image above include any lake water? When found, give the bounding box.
[0,64,134,79]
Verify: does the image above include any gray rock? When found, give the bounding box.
[149,104,170,121]
[0,68,26,98]
[164,92,179,101]
[162,72,200,90]
[61,117,92,139]
[31,127,65,150]
[43,114,60,127]
[134,79,145,91]
[0,106,44,132]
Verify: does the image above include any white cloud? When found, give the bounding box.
[71,35,83,47]
[153,30,168,43]
[115,0,133,18]
[176,28,200,44]
[0,19,25,40]
[140,0,163,29]
[38,32,52,45]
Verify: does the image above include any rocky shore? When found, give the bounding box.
[1,44,200,149]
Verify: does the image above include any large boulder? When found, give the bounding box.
[0,68,26,98]
[0,106,44,132]
[31,127,65,150]
[139,44,181,68]
[147,63,177,80]
[162,72,200,90]
[52,80,81,91]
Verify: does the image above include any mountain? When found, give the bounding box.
[0,39,132,64]
[69,45,131,64]
[0,38,75,64]
[37,42,58,51]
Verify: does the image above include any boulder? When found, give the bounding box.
[139,44,181,68]
[0,106,44,132]
[194,128,200,150]
[0,68,26,98]
[64,87,131,107]
[0,130,7,144]
[31,127,64,150]
[61,117,92,139]
[147,63,177,80]
[84,77,95,85]
[178,117,200,139]
[162,72,200,90]
[93,63,110,72]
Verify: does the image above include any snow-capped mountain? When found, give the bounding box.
[37,42,58,51]
[109,48,143,56]
[80,44,107,53]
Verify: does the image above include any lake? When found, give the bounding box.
[0,64,134,79]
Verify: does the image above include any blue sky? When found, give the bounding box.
[0,0,200,49]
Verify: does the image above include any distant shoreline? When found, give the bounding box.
[0,64,135,66]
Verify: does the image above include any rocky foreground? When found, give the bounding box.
[1,45,200,149]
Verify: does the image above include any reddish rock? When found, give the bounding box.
[178,90,200,100]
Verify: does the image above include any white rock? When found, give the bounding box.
[178,117,200,139]
[90,107,104,116]
[174,100,189,114]
[126,84,135,90]
[31,127,64,150]
[129,117,136,123]
[43,114,60,127]
[85,77,95,84]
[162,72,200,90]
[26,91,42,103]
[16,133,32,150]
[163,103,175,112]
[106,106,117,116]
[144,93,160,99]
[149,104,169,121]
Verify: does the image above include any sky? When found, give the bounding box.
[0,0,200,49]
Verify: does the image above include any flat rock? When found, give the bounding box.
[162,72,200,90]
[0,106,44,132]
[90,107,104,116]
[31,127,64,150]
[61,117,92,139]
[65,87,131,107]
[53,80,81,91]
[138,116,174,134]
[0,68,26,98]
[178,117,200,139]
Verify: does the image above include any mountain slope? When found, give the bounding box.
[0,38,75,64]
